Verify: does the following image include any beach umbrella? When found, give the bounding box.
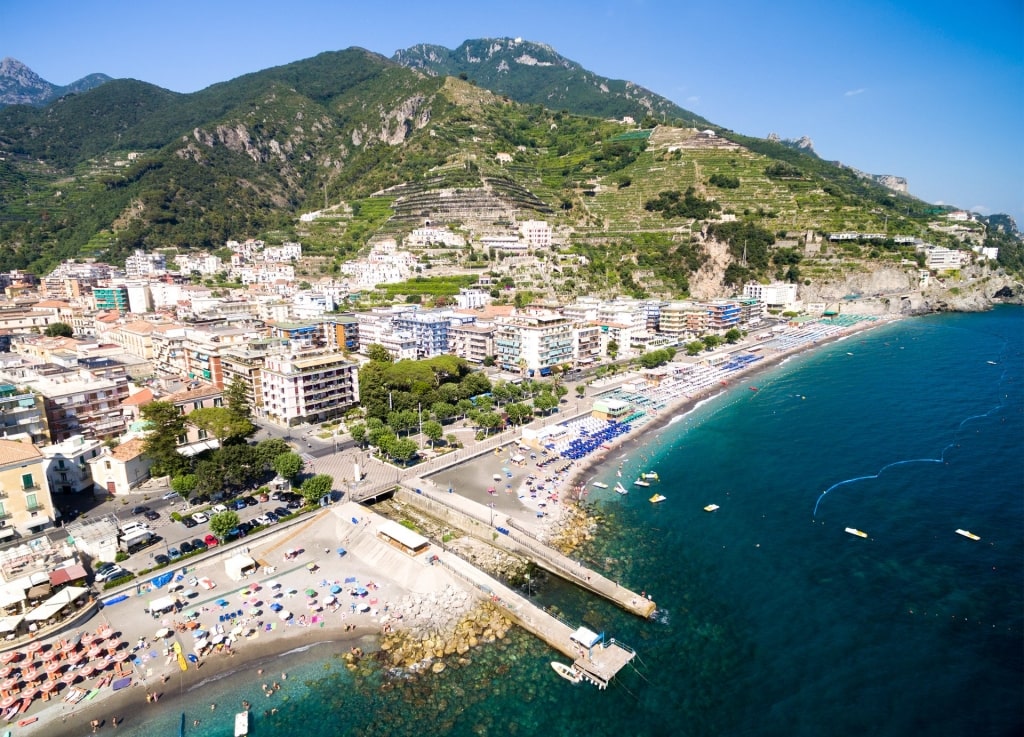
[0,666,12,679]
[0,695,15,710]
[323,595,336,605]
[278,610,292,621]
[113,651,130,663]
[19,686,36,702]
[185,610,200,620]
[305,588,316,597]
[266,580,281,589]
[68,650,85,664]
[210,634,225,645]
[270,602,282,612]
[0,678,17,693]
[0,652,17,665]
[306,562,316,571]
[87,646,102,659]
[45,661,62,677]
[61,671,78,686]
[79,665,95,678]
[80,633,96,646]
[193,638,208,651]
[286,588,297,597]
[26,642,42,655]
[230,624,243,636]
[329,585,341,594]
[40,649,57,661]
[155,627,172,639]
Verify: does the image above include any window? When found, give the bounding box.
[104,461,111,470]
[25,493,38,511]
[0,502,5,518]
[21,473,34,490]
[57,459,66,469]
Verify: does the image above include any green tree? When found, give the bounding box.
[254,438,290,470]
[533,392,559,416]
[300,474,334,505]
[430,402,456,423]
[724,328,743,344]
[194,459,225,496]
[349,422,367,447]
[388,438,419,466]
[575,384,587,398]
[44,322,74,338]
[607,340,619,360]
[140,401,188,476]
[686,340,704,356]
[188,406,256,446]
[170,474,197,500]
[218,443,259,489]
[272,451,304,481]
[505,402,533,425]
[476,411,502,437]
[702,334,723,350]
[367,344,392,363]
[224,378,251,422]
[209,511,240,540]
[422,420,443,448]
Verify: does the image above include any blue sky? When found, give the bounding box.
[2,0,1021,224]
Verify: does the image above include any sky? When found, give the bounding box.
[2,0,1022,224]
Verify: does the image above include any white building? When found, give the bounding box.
[260,352,360,425]
[495,310,574,376]
[743,282,799,310]
[921,246,969,270]
[518,220,552,249]
[124,250,166,279]
[41,434,104,495]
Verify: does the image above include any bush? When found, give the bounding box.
[115,551,128,562]
[102,573,136,590]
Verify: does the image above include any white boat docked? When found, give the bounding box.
[955,528,981,541]
[844,527,868,538]
[234,710,249,737]
[614,483,628,495]
[591,482,608,489]
[550,661,582,683]
[633,479,650,488]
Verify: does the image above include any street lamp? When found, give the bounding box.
[488,502,495,527]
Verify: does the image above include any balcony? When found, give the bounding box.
[21,483,40,492]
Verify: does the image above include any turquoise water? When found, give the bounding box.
[119,308,1023,737]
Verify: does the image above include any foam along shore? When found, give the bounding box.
[20,502,479,737]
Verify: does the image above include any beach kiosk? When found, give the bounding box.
[225,553,258,582]
[376,520,430,557]
[591,399,631,422]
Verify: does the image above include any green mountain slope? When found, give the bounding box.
[393,37,708,126]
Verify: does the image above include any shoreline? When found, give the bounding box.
[23,316,897,737]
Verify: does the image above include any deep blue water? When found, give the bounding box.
[120,308,1023,737]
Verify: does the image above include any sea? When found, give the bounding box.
[114,307,1022,737]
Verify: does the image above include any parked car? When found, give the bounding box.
[203,534,219,548]
[270,490,282,501]
[243,496,258,507]
[191,538,208,551]
[130,505,151,515]
[255,514,274,526]
[154,554,170,566]
[161,491,180,501]
[181,517,198,528]
[144,510,160,521]
[168,547,181,560]
[94,562,117,576]
[286,497,303,510]
[191,512,209,524]
[273,507,290,519]
[179,541,194,555]
[95,566,128,583]
[211,504,228,514]
[232,498,247,511]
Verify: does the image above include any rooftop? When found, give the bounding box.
[0,438,43,467]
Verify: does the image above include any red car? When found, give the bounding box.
[203,534,219,548]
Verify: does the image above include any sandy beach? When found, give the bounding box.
[11,315,896,737]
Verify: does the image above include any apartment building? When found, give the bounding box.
[0,383,46,444]
[166,383,224,449]
[495,310,574,376]
[260,352,360,426]
[743,282,798,311]
[0,439,57,536]
[33,374,129,442]
[220,339,288,415]
[658,301,707,336]
[449,320,495,364]
[41,434,103,495]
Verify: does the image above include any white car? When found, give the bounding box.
[211,504,228,514]
[161,490,179,501]
[95,566,129,583]
[191,512,209,524]
[255,514,275,527]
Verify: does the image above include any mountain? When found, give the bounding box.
[0,42,1017,297]
[393,37,707,126]
[0,57,111,107]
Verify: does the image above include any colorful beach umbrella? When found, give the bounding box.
[0,695,16,709]
[305,589,316,597]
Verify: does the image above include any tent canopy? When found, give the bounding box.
[570,626,602,648]
[149,595,177,613]
[224,553,257,582]
[0,615,23,633]
[50,565,88,587]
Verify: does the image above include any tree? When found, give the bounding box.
[225,378,251,422]
[702,334,723,350]
[44,322,73,338]
[430,402,456,423]
[575,384,586,398]
[476,411,502,437]
[388,438,419,466]
[218,443,259,489]
[140,401,188,476]
[533,392,559,416]
[505,402,533,425]
[349,422,367,447]
[188,406,255,446]
[366,344,392,363]
[170,474,197,500]
[422,420,443,448]
[194,459,225,496]
[607,340,619,360]
[254,438,290,470]
[272,452,304,482]
[724,328,743,344]
[300,474,334,505]
[209,511,240,540]
[685,341,704,356]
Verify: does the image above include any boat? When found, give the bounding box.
[591,481,608,489]
[703,504,719,512]
[955,528,981,541]
[550,661,582,683]
[234,710,250,737]
[749,386,759,392]
[641,472,659,480]
[613,482,628,495]
[987,360,998,365]
[633,479,650,487]
[649,494,667,504]
[844,527,868,538]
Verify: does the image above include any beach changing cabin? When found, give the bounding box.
[225,553,258,581]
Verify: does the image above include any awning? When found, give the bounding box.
[0,615,23,633]
[26,584,51,600]
[0,585,25,610]
[49,564,88,587]
[149,595,177,613]
[570,626,602,648]
[24,587,88,622]
[0,528,15,541]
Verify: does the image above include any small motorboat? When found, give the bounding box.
[550,661,582,683]
[641,472,659,481]
[703,504,719,512]
[614,483,628,495]
[591,482,608,489]
[955,529,980,541]
[649,494,667,504]
[844,527,868,538]
[235,710,250,737]
[633,479,650,487]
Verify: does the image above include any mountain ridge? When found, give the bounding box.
[0,57,111,107]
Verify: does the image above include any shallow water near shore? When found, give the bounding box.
[109,308,1022,737]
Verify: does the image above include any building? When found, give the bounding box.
[743,282,798,311]
[124,249,166,279]
[920,246,969,270]
[260,352,360,426]
[495,311,574,376]
[702,300,742,331]
[393,309,456,358]
[41,434,104,495]
[165,383,224,450]
[0,439,57,536]
[0,383,47,444]
[33,374,129,442]
[519,220,552,249]
[87,438,153,497]
[93,285,129,313]
[658,301,707,336]
[449,320,495,364]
